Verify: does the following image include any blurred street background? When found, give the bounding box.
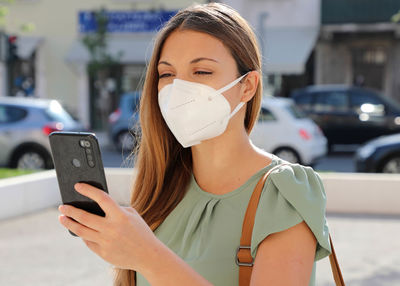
[1,0,400,285]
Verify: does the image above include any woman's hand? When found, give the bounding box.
[58,182,157,272]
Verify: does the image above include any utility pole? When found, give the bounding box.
[0,31,8,96]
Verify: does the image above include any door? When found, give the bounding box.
[349,88,389,142]
[312,90,356,145]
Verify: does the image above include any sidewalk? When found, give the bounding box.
[0,208,399,285]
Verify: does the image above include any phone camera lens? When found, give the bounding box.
[88,160,95,167]
[72,158,81,168]
[84,141,91,148]
[85,148,92,154]
[87,154,93,161]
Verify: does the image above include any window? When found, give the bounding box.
[314,91,349,113]
[350,89,385,115]
[44,101,76,125]
[293,92,313,112]
[0,105,28,123]
[285,104,307,119]
[258,107,276,121]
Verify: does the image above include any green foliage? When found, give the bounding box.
[0,5,9,28]
[0,0,35,32]
[81,7,122,76]
[20,22,35,32]
[0,168,38,179]
[392,10,400,23]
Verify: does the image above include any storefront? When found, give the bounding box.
[65,10,176,130]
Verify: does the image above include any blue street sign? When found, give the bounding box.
[79,10,177,33]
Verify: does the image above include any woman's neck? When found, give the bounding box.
[190,127,272,195]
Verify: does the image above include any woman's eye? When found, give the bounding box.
[159,73,173,78]
[195,71,212,75]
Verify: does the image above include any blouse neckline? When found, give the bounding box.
[190,154,280,199]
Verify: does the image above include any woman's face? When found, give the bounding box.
[157,29,243,107]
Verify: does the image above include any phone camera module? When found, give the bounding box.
[88,160,95,167]
[79,140,91,148]
[72,158,81,168]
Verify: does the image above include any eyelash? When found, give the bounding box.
[159,71,213,78]
[195,71,212,75]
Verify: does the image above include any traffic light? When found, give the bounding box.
[7,35,18,61]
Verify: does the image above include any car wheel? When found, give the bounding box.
[273,147,301,164]
[13,149,48,170]
[116,130,136,151]
[381,156,400,173]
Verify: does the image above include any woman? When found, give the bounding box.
[58,3,331,285]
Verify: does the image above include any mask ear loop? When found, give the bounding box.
[217,72,250,94]
[217,72,251,118]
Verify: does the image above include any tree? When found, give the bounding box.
[0,0,35,32]
[81,8,122,130]
[391,10,400,23]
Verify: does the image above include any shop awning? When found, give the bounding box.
[261,27,319,75]
[65,35,155,63]
[16,36,43,59]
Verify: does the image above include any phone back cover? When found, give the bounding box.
[49,132,108,216]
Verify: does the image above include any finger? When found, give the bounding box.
[74,183,120,215]
[59,204,104,231]
[59,215,100,243]
[83,239,101,255]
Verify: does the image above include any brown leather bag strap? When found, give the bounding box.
[237,163,345,285]
[237,163,290,285]
[329,234,345,285]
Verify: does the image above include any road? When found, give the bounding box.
[1,208,399,286]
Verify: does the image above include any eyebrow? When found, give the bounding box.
[158,57,219,66]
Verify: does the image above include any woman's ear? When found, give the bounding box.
[240,71,260,102]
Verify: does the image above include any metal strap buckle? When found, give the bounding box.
[235,245,254,267]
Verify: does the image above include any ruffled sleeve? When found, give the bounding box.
[250,163,332,261]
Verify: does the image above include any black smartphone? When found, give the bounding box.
[49,131,108,236]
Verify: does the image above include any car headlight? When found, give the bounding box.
[357,145,376,159]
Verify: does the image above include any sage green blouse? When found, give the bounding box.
[136,154,331,285]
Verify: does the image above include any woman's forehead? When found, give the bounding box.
[159,30,234,65]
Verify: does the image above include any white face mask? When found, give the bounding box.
[158,73,248,148]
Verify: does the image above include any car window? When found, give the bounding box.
[293,92,313,112]
[350,89,385,115]
[130,96,140,113]
[0,105,28,123]
[314,91,349,112]
[122,94,140,113]
[285,103,308,119]
[44,101,76,125]
[258,107,276,122]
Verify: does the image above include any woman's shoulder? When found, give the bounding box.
[251,157,331,261]
[266,158,325,198]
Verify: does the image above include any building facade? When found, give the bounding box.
[316,0,400,102]
[222,0,320,97]
[2,0,206,129]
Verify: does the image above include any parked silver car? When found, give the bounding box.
[0,97,85,170]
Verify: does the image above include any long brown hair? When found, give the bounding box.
[113,3,263,285]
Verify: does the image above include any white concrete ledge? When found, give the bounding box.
[321,172,400,215]
[0,168,135,220]
[0,169,399,220]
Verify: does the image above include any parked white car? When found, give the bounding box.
[250,96,327,166]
